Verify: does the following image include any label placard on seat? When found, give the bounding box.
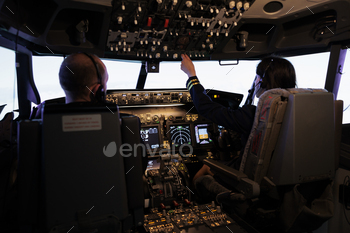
[62,114,102,132]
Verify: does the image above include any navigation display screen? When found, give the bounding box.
[169,125,191,147]
[194,124,213,145]
[140,126,160,149]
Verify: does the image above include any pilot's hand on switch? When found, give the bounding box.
[181,54,197,77]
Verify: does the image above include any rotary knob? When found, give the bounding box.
[229,1,235,9]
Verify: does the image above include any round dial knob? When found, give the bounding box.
[244,2,250,11]
[152,115,160,123]
[229,1,235,9]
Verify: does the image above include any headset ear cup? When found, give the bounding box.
[95,85,105,103]
[83,52,105,103]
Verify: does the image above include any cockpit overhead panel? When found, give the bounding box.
[107,0,255,60]
[1,0,349,59]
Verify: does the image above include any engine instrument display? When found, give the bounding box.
[194,124,213,145]
[169,125,191,147]
[141,126,160,149]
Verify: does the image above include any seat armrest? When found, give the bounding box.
[203,159,260,198]
[203,159,247,181]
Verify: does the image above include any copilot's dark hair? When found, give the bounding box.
[256,56,296,90]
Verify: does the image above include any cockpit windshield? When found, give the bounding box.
[0,46,349,123]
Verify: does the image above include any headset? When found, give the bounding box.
[253,78,263,89]
[262,58,273,79]
[258,58,273,89]
[83,52,105,103]
[245,59,273,104]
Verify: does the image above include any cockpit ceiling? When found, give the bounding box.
[0,0,349,60]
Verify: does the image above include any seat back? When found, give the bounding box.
[41,103,128,231]
[267,89,335,185]
[240,88,335,186]
[240,88,290,184]
[18,104,146,232]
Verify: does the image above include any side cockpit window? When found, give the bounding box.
[0,46,17,120]
[337,51,350,124]
[32,55,65,102]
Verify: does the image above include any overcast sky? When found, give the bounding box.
[0,47,349,123]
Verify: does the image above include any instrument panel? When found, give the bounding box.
[107,89,193,105]
[108,88,243,156]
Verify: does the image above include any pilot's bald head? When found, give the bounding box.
[59,53,108,103]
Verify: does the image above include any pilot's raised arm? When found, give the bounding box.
[180,54,255,148]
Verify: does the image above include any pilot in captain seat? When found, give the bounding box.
[180,54,297,201]
[30,52,109,119]
[31,53,148,171]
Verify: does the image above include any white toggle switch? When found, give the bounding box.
[244,3,250,11]
[229,1,235,9]
[237,1,242,10]
[117,16,123,24]
[186,1,192,8]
